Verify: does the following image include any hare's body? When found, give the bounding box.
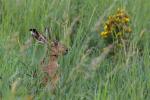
[43,40,68,77]
[42,55,59,91]
[42,55,59,77]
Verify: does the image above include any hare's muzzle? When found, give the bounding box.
[64,49,68,55]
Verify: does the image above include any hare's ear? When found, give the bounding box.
[45,27,52,40]
[53,40,59,46]
[30,28,48,44]
[51,39,59,47]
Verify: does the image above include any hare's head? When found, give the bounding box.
[50,40,68,56]
[30,28,68,56]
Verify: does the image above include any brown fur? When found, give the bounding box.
[42,41,68,92]
[42,41,68,76]
[30,29,68,92]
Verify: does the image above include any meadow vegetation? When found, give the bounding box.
[0,0,150,99]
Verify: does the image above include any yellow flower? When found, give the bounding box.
[100,8,131,40]
[100,31,109,38]
[104,25,108,31]
[124,17,129,23]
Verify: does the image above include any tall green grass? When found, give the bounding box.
[0,0,150,99]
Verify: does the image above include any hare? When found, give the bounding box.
[29,28,68,91]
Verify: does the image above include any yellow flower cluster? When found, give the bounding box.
[100,9,132,38]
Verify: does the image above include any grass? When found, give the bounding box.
[0,0,150,99]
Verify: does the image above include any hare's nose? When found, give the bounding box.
[66,49,68,52]
[65,49,68,54]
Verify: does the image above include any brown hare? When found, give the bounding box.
[29,28,68,92]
